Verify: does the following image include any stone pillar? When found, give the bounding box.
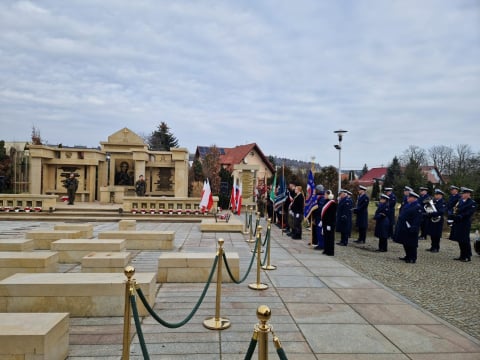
[29,157,42,194]
[172,148,189,197]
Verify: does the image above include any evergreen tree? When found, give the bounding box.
[361,164,368,176]
[148,122,179,151]
[403,157,426,191]
[371,179,380,201]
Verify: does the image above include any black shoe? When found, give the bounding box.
[453,257,463,261]
[460,258,471,262]
[399,257,407,260]
[336,242,347,246]
[419,236,426,240]
[375,249,387,252]
[431,249,439,253]
[425,248,432,252]
[291,236,301,240]
[314,246,324,250]
[406,259,416,263]
[353,240,365,244]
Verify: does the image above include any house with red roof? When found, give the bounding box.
[357,166,444,188]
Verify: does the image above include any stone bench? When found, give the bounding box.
[0,313,69,360]
[51,239,127,263]
[119,219,136,231]
[82,252,132,273]
[0,238,35,251]
[25,230,83,250]
[54,223,94,238]
[158,252,239,283]
[0,251,59,280]
[0,272,157,317]
[98,231,174,250]
[200,218,244,232]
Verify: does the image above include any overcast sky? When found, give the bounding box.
[1,0,479,169]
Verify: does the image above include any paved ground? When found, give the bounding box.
[0,215,479,359]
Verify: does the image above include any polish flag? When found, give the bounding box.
[235,182,242,215]
[230,184,237,213]
[199,179,213,212]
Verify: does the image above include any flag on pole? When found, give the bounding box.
[269,173,277,202]
[199,179,213,212]
[304,169,318,218]
[235,182,242,215]
[230,184,237,213]
[273,175,287,210]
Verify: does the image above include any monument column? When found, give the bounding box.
[29,156,42,194]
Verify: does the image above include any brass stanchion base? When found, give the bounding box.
[246,238,255,243]
[248,283,268,290]
[203,317,231,330]
[261,264,277,270]
[251,249,264,253]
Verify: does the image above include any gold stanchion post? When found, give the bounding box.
[203,238,231,330]
[261,219,276,270]
[122,265,136,360]
[256,305,272,360]
[249,226,268,290]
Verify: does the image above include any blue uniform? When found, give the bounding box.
[387,192,397,238]
[394,200,422,263]
[336,196,353,245]
[451,197,477,261]
[353,193,369,243]
[374,201,390,251]
[426,197,446,251]
[447,193,461,240]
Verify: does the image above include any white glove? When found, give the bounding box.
[326,226,331,231]
[317,221,322,228]
[295,213,299,218]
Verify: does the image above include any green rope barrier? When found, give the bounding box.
[276,347,288,360]
[261,232,270,266]
[130,293,150,359]
[243,332,258,360]
[135,255,219,328]
[223,235,259,284]
[253,217,260,236]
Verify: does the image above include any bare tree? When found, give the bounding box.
[31,126,43,145]
[428,145,453,175]
[400,145,428,167]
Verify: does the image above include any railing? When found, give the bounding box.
[122,196,219,214]
[0,194,57,212]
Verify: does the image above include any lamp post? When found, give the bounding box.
[334,129,348,196]
[106,152,111,186]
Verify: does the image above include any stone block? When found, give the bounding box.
[0,251,59,280]
[0,312,69,360]
[54,223,94,238]
[0,272,156,317]
[0,239,35,251]
[98,231,174,250]
[157,252,239,283]
[118,219,136,231]
[200,218,244,232]
[81,252,132,273]
[25,230,82,250]
[51,239,126,263]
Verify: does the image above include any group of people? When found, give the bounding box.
[272,181,477,264]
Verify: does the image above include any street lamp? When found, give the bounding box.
[106,152,111,186]
[334,129,348,195]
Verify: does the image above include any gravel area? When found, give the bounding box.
[333,234,480,341]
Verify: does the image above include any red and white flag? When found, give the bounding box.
[199,179,213,212]
[235,182,242,215]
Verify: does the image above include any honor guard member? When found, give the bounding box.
[400,186,413,212]
[418,187,430,240]
[426,189,447,252]
[336,189,353,246]
[374,194,390,252]
[451,187,477,262]
[353,185,370,244]
[65,172,79,205]
[289,185,305,240]
[321,190,337,256]
[312,185,327,249]
[447,185,461,240]
[395,190,422,263]
[384,187,396,239]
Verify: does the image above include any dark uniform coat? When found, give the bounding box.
[426,197,446,238]
[394,200,422,246]
[354,193,369,229]
[374,202,390,239]
[321,199,337,255]
[452,198,477,244]
[336,196,353,235]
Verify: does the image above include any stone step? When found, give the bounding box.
[81,251,132,273]
[98,230,175,250]
[53,223,94,238]
[0,313,69,360]
[0,251,59,280]
[0,238,35,251]
[51,239,127,263]
[0,272,156,316]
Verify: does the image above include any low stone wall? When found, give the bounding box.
[0,194,57,212]
[122,196,219,214]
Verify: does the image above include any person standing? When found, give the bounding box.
[451,187,477,262]
[418,187,430,240]
[311,185,326,249]
[65,172,78,205]
[447,185,461,240]
[395,191,423,263]
[384,187,396,239]
[290,185,305,240]
[321,190,337,256]
[135,174,147,196]
[336,189,353,246]
[400,186,413,213]
[353,185,369,244]
[374,194,390,252]
[425,189,446,253]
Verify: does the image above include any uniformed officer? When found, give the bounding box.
[395,190,423,263]
[384,187,396,239]
[400,186,413,213]
[336,189,353,246]
[425,189,446,252]
[65,172,79,205]
[418,187,430,240]
[289,185,305,240]
[321,190,337,256]
[447,185,461,240]
[353,185,369,244]
[311,185,327,249]
[451,187,477,262]
[374,194,390,252]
